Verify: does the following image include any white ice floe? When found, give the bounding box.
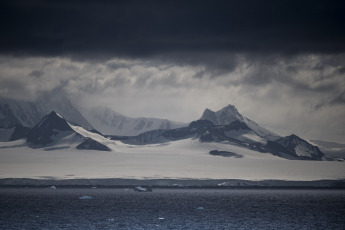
[79,195,92,199]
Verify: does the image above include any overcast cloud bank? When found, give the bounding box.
[1,0,345,142]
[1,54,344,142]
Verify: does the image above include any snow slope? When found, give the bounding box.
[82,106,187,136]
[0,138,344,181]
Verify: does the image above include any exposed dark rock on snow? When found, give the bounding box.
[27,111,73,147]
[200,104,279,141]
[76,137,111,151]
[267,134,324,160]
[209,150,243,158]
[122,120,249,145]
[9,124,30,141]
[121,118,325,160]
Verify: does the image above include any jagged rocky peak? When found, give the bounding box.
[36,111,72,131]
[27,111,73,146]
[200,104,279,140]
[201,104,246,125]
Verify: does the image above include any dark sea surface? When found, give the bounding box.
[0,188,344,229]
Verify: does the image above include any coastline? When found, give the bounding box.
[1,178,345,189]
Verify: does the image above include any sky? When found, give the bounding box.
[0,0,345,142]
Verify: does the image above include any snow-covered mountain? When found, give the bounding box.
[115,105,325,160]
[118,120,253,145]
[27,111,110,151]
[200,105,325,160]
[82,106,187,136]
[0,106,343,183]
[0,100,329,160]
[201,104,279,141]
[0,97,93,130]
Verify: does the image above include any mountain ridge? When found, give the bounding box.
[81,105,187,136]
[0,97,93,130]
[26,111,110,151]
[0,99,334,160]
[112,105,325,160]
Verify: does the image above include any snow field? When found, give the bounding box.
[0,138,344,181]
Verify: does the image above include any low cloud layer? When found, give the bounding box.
[1,54,344,142]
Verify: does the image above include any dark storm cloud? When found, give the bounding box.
[1,0,345,59]
[331,92,345,104]
[28,70,44,78]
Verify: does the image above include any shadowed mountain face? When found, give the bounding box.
[201,105,245,125]
[9,125,30,141]
[267,135,324,160]
[26,111,110,151]
[117,120,250,145]
[26,111,73,147]
[76,137,111,151]
[200,105,279,141]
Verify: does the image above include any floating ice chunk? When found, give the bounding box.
[197,207,204,210]
[133,186,152,192]
[158,217,165,220]
[79,195,92,199]
[91,187,97,189]
[218,182,229,186]
[49,186,57,189]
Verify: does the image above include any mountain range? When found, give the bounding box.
[27,111,111,151]
[0,97,340,161]
[81,106,186,136]
[112,105,325,160]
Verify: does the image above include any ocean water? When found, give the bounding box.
[0,188,344,229]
